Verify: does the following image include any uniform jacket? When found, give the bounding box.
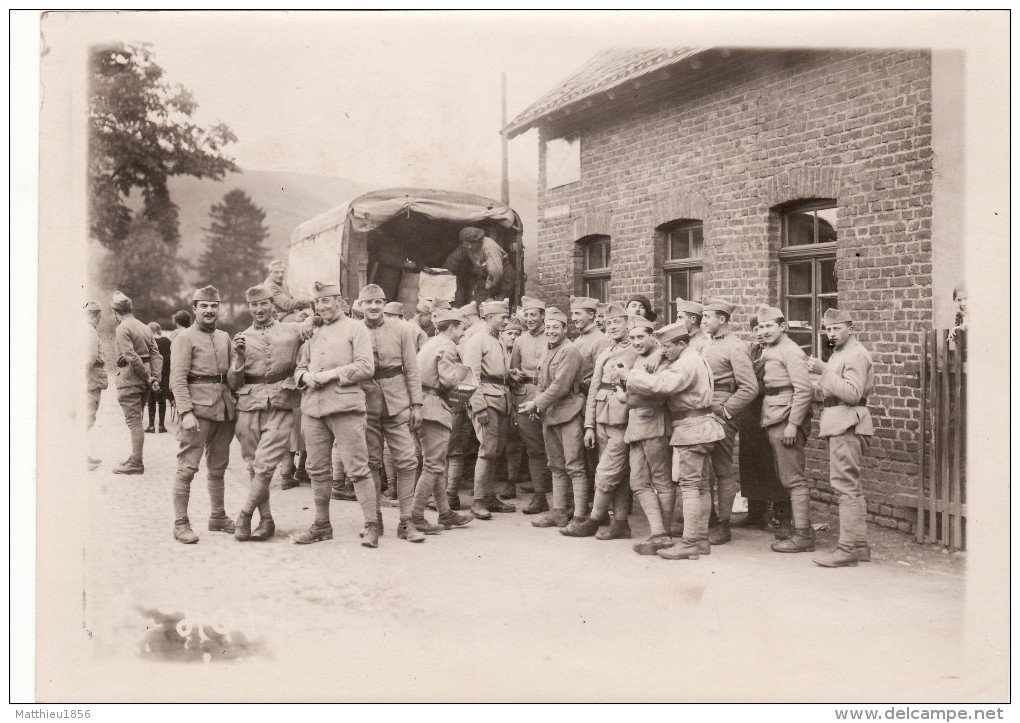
[360,317,423,417]
[689,330,712,356]
[263,276,307,320]
[169,325,234,421]
[115,315,163,390]
[571,323,611,393]
[462,329,510,415]
[510,325,546,402]
[817,336,875,438]
[296,315,375,418]
[534,339,585,426]
[411,315,436,339]
[405,319,429,352]
[416,333,463,429]
[227,320,304,412]
[760,334,814,430]
[87,323,108,392]
[706,330,759,418]
[628,346,724,447]
[585,339,639,429]
[623,353,670,444]
[443,237,507,291]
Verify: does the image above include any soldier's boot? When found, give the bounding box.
[854,497,870,561]
[656,540,702,560]
[597,517,633,540]
[413,519,445,535]
[812,546,859,568]
[632,534,673,556]
[115,431,145,474]
[332,477,355,501]
[445,456,464,510]
[498,482,516,501]
[770,527,816,553]
[234,511,253,542]
[207,477,235,533]
[708,520,732,546]
[397,518,426,543]
[485,496,516,513]
[437,510,474,529]
[280,454,300,490]
[855,543,872,562]
[173,518,199,544]
[113,460,145,475]
[250,516,276,542]
[522,493,549,515]
[291,521,333,545]
[560,515,601,537]
[294,453,310,484]
[361,521,382,549]
[470,499,492,521]
[532,508,570,528]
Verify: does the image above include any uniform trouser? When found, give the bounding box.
[766,423,811,530]
[542,415,587,517]
[496,422,524,488]
[513,399,551,494]
[235,407,295,518]
[706,416,740,523]
[86,389,102,431]
[303,412,375,526]
[470,407,508,502]
[591,424,632,521]
[675,443,712,543]
[117,385,147,463]
[827,432,869,550]
[367,407,418,520]
[332,441,346,481]
[413,420,454,520]
[147,389,167,428]
[447,409,479,493]
[629,436,673,536]
[290,411,305,453]
[173,416,236,519]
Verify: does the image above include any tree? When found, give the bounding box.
[100,217,183,319]
[199,189,270,308]
[88,42,238,250]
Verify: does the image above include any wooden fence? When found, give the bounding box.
[917,329,967,549]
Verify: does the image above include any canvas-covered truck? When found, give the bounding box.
[287,187,524,315]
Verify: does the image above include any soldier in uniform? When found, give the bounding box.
[227,284,309,542]
[292,282,380,547]
[675,297,710,355]
[461,298,515,520]
[756,305,816,553]
[496,316,526,500]
[85,300,108,471]
[594,302,608,333]
[264,259,312,322]
[569,295,611,508]
[509,296,553,514]
[518,307,587,529]
[111,291,163,475]
[411,308,476,532]
[701,299,759,545]
[807,308,875,567]
[358,284,427,544]
[442,226,510,305]
[413,298,437,339]
[168,286,236,543]
[562,303,638,538]
[621,316,675,556]
[627,323,725,560]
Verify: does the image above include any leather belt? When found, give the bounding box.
[600,382,617,391]
[481,373,507,386]
[244,369,294,385]
[675,407,713,421]
[117,356,150,368]
[188,374,226,384]
[764,385,794,396]
[824,396,869,408]
[714,381,736,393]
[373,366,404,380]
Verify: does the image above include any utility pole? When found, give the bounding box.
[500,71,509,206]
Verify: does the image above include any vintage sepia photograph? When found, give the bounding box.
[21,9,1009,710]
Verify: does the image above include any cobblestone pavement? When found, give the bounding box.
[75,392,969,702]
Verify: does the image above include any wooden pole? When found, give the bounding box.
[500,71,510,206]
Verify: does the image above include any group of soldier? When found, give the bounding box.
[86,231,876,568]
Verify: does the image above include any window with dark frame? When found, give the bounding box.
[661,220,704,323]
[779,200,838,360]
[579,235,611,302]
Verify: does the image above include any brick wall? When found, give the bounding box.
[532,49,933,530]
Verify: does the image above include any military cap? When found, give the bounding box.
[703,298,736,316]
[245,284,273,303]
[504,317,524,332]
[268,259,286,271]
[349,299,364,318]
[822,307,853,325]
[459,302,479,319]
[479,299,509,318]
[84,300,102,312]
[520,295,546,311]
[602,303,628,320]
[459,226,485,243]
[111,290,132,312]
[545,307,568,326]
[655,322,691,345]
[569,295,600,312]
[628,316,655,331]
[417,297,433,313]
[434,308,467,326]
[756,305,785,324]
[431,298,453,313]
[358,284,386,302]
[312,281,342,298]
[193,285,221,302]
[675,297,703,316]
[384,301,404,316]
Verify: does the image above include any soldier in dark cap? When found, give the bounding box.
[111,291,163,475]
[168,286,236,543]
[442,226,510,305]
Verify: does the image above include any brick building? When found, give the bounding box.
[505,47,963,532]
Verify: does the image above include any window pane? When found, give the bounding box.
[785,212,815,247]
[669,231,689,260]
[788,330,813,356]
[786,297,813,327]
[816,207,838,243]
[602,239,610,266]
[689,226,704,259]
[787,261,812,295]
[690,269,703,301]
[819,258,838,294]
[668,270,689,303]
